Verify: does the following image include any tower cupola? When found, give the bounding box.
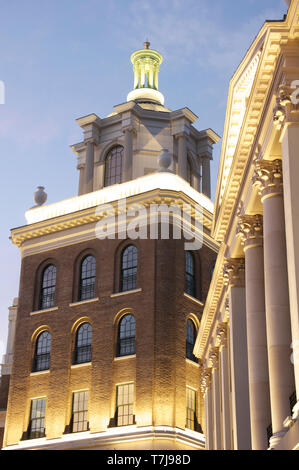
[127,42,164,105]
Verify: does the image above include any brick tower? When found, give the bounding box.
[2,43,219,450]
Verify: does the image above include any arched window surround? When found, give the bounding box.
[73,322,92,365]
[186,318,198,363]
[104,145,124,187]
[73,250,98,303]
[32,330,52,372]
[34,259,58,312]
[116,313,136,357]
[114,241,140,294]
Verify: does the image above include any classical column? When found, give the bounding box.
[223,259,252,449]
[217,322,231,450]
[237,214,271,450]
[209,348,221,449]
[123,126,133,182]
[177,132,188,180]
[201,155,211,198]
[280,121,299,417]
[84,140,95,193]
[253,159,295,448]
[201,369,213,450]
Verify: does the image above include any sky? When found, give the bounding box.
[0,0,288,364]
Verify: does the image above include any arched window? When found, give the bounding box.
[33,331,51,372]
[39,265,56,310]
[185,252,196,297]
[120,245,138,292]
[104,145,123,187]
[117,314,136,357]
[74,323,92,364]
[186,319,198,363]
[79,255,96,301]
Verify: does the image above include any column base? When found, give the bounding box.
[269,430,286,450]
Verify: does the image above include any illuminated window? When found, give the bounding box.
[186,319,198,363]
[116,383,134,426]
[186,387,196,431]
[72,391,89,433]
[117,314,135,357]
[104,146,123,186]
[120,245,138,292]
[28,398,46,439]
[74,323,92,364]
[79,255,96,301]
[39,265,56,310]
[33,331,51,372]
[185,252,196,297]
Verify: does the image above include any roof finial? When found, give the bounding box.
[144,40,150,49]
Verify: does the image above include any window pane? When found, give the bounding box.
[75,323,92,364]
[29,398,46,439]
[186,388,196,430]
[116,383,134,426]
[121,245,138,292]
[118,314,135,357]
[186,320,198,363]
[185,252,195,297]
[72,391,89,433]
[105,146,123,186]
[40,265,56,309]
[34,331,51,371]
[79,256,96,301]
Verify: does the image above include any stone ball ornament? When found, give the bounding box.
[157,149,174,173]
[33,186,47,206]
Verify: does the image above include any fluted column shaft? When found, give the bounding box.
[209,349,221,449]
[281,123,299,414]
[201,369,213,450]
[237,214,271,450]
[224,259,251,449]
[254,159,295,447]
[217,323,231,449]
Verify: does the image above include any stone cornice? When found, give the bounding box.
[11,188,220,256]
[212,14,297,242]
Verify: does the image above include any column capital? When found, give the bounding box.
[252,159,283,200]
[237,214,263,248]
[223,258,245,287]
[209,347,219,369]
[122,125,136,135]
[217,322,228,347]
[200,368,212,394]
[273,84,299,132]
